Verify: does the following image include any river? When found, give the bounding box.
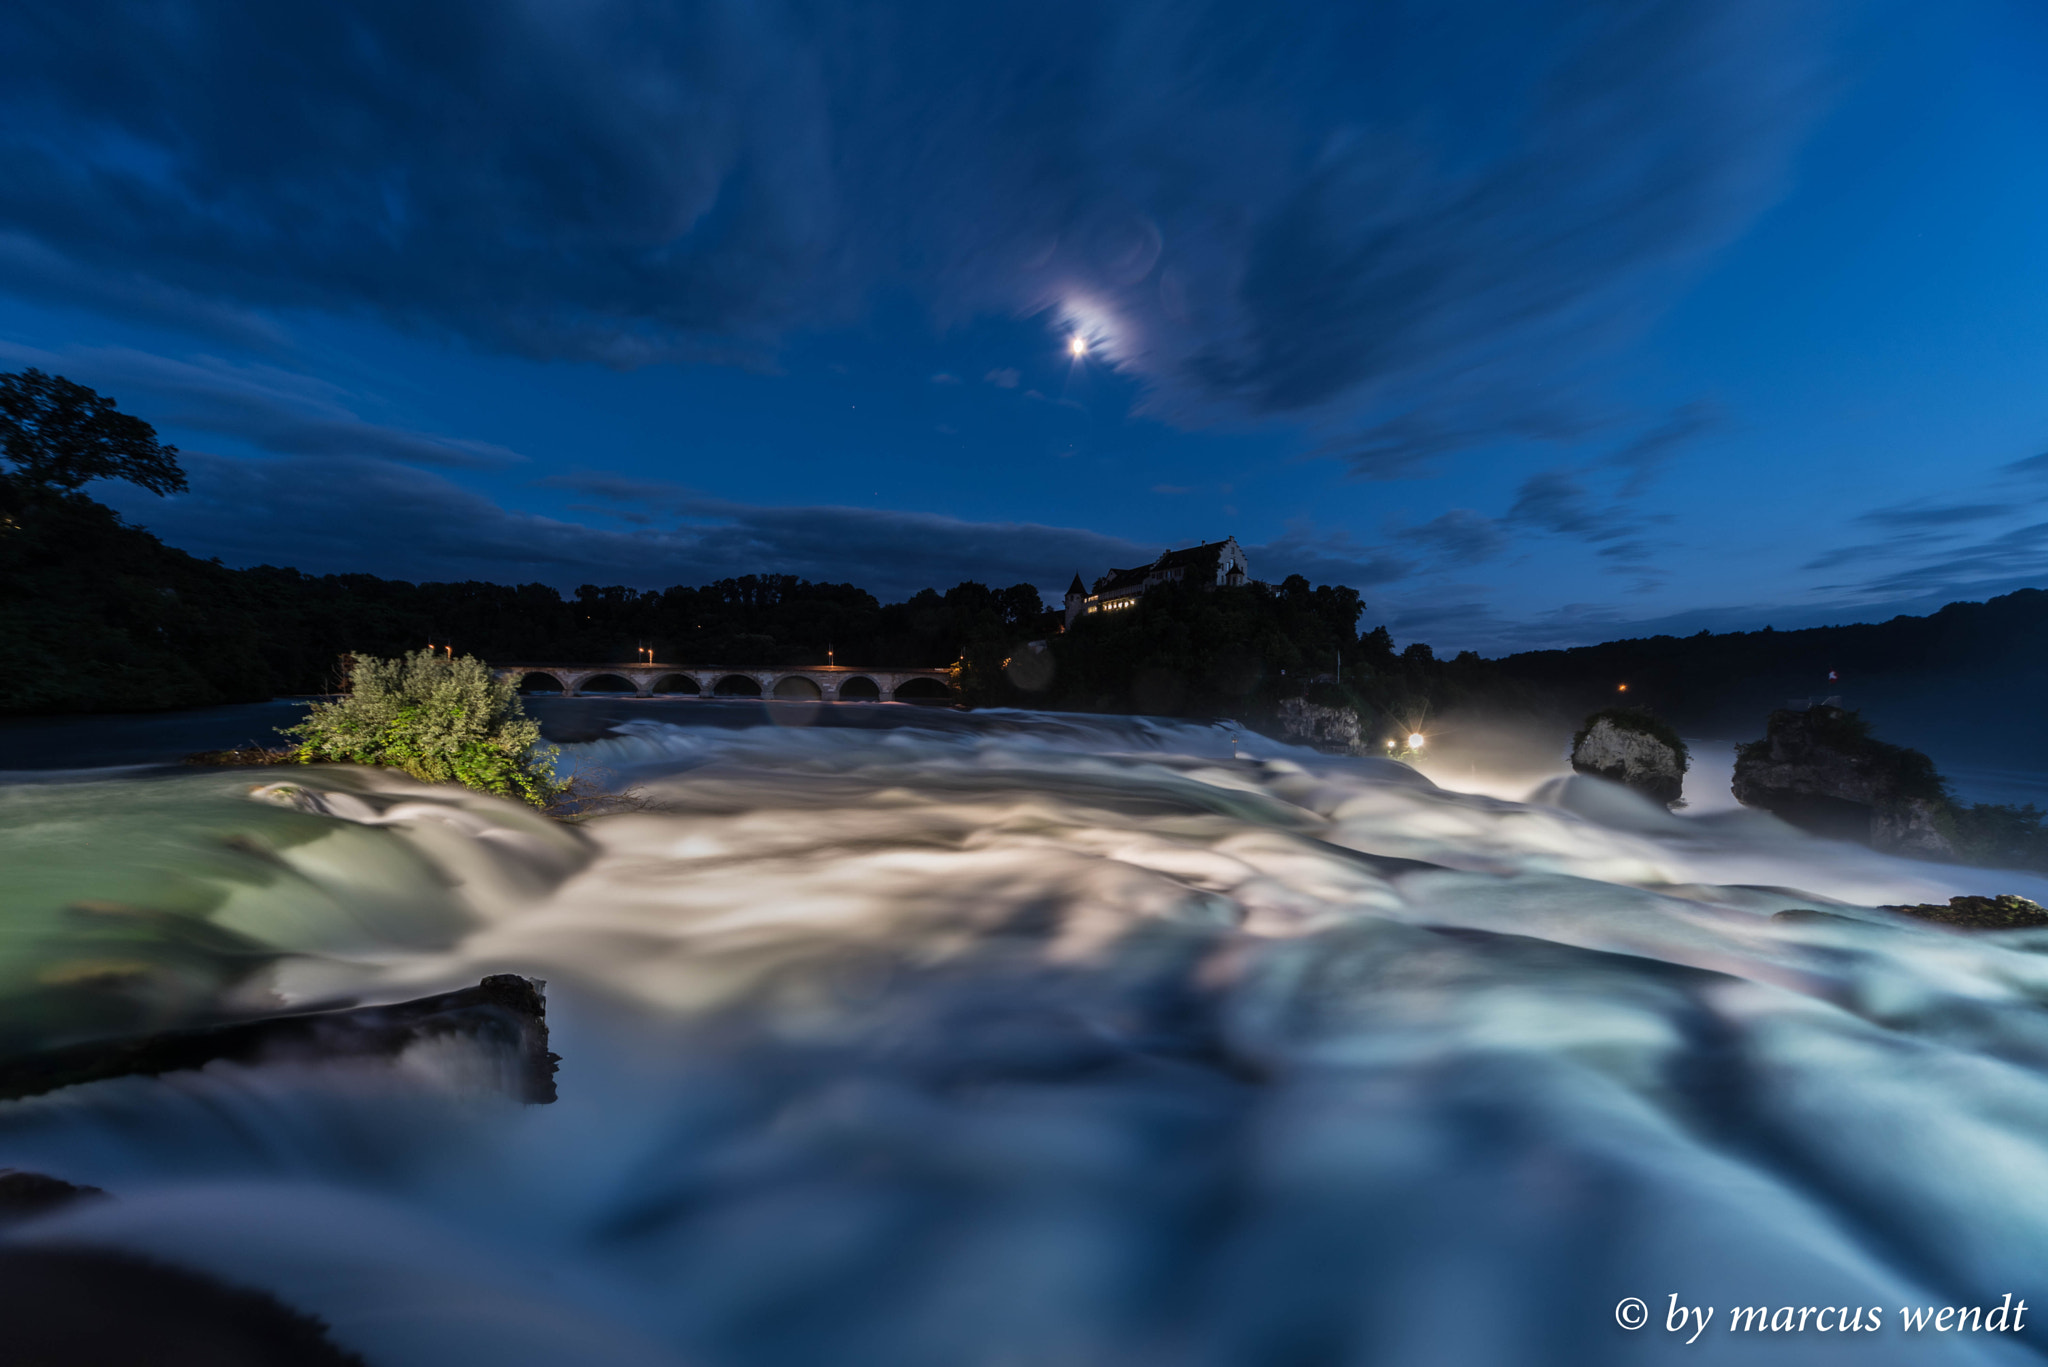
[3,700,2048,1364]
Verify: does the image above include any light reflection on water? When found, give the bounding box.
[2,709,2048,1365]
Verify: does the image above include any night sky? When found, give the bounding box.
[4,1,2046,653]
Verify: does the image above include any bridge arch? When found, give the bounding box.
[515,671,566,694]
[650,673,700,695]
[892,676,953,704]
[712,673,762,697]
[578,673,639,695]
[772,675,822,701]
[836,675,881,701]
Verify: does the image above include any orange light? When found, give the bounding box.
[1617,683,1628,692]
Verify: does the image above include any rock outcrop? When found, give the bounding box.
[0,974,558,1105]
[0,1170,106,1223]
[1570,710,1688,807]
[1732,705,1954,858]
[1276,698,1362,752]
[0,1248,369,1366]
[1878,894,2048,930]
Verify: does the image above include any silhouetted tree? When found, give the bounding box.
[0,369,185,504]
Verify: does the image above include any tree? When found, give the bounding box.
[0,369,185,499]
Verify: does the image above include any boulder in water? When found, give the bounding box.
[1569,709,1688,807]
[1878,894,2048,930]
[0,1248,367,1366]
[1276,697,1363,752]
[1731,705,1953,858]
[0,974,558,1105]
[0,1170,107,1223]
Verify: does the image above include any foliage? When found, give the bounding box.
[1572,707,1691,773]
[0,369,185,505]
[1939,803,2048,873]
[0,490,281,714]
[1000,574,1367,723]
[1810,707,1947,803]
[285,650,563,807]
[0,486,1051,714]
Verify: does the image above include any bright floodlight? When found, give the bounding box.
[1407,732,1426,750]
[1069,335,1087,358]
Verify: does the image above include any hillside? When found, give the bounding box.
[1476,589,2048,771]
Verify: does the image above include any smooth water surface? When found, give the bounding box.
[2,707,2047,1365]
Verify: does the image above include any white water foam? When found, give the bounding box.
[4,710,2047,1365]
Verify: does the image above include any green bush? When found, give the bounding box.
[284,650,563,807]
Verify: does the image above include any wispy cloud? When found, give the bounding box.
[1606,400,1722,495]
[1391,508,1509,562]
[0,339,524,470]
[1853,501,2012,529]
[0,0,1827,460]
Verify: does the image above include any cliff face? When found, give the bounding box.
[1276,698,1362,751]
[1732,706,1953,857]
[1570,715,1685,806]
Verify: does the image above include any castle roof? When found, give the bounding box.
[1097,565,1151,595]
[1067,573,1086,597]
[1152,539,1232,570]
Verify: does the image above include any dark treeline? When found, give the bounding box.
[7,369,2048,773]
[14,467,2048,765]
[1457,591,2048,772]
[995,561,1395,725]
[0,489,1052,714]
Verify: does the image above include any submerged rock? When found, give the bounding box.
[1732,705,1953,858]
[0,1170,107,1223]
[1879,894,2048,930]
[0,974,559,1104]
[182,747,300,767]
[1569,709,1688,807]
[0,1248,366,1366]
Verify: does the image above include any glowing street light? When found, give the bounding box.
[1407,732,1426,751]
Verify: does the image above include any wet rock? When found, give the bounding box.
[0,1248,366,1366]
[1276,698,1362,751]
[1732,705,1954,858]
[182,747,300,767]
[1878,894,2048,930]
[0,1169,107,1222]
[0,974,558,1105]
[1569,709,1688,807]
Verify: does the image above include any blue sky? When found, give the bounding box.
[3,0,2046,653]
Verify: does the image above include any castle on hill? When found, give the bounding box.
[1063,536,1250,627]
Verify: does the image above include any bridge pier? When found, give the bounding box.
[491,664,955,703]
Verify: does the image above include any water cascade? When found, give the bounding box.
[3,707,2046,1365]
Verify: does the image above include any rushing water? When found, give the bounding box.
[4,704,2048,1365]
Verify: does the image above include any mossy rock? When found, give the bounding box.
[1878,894,2048,930]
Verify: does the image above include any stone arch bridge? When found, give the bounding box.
[491,663,956,703]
